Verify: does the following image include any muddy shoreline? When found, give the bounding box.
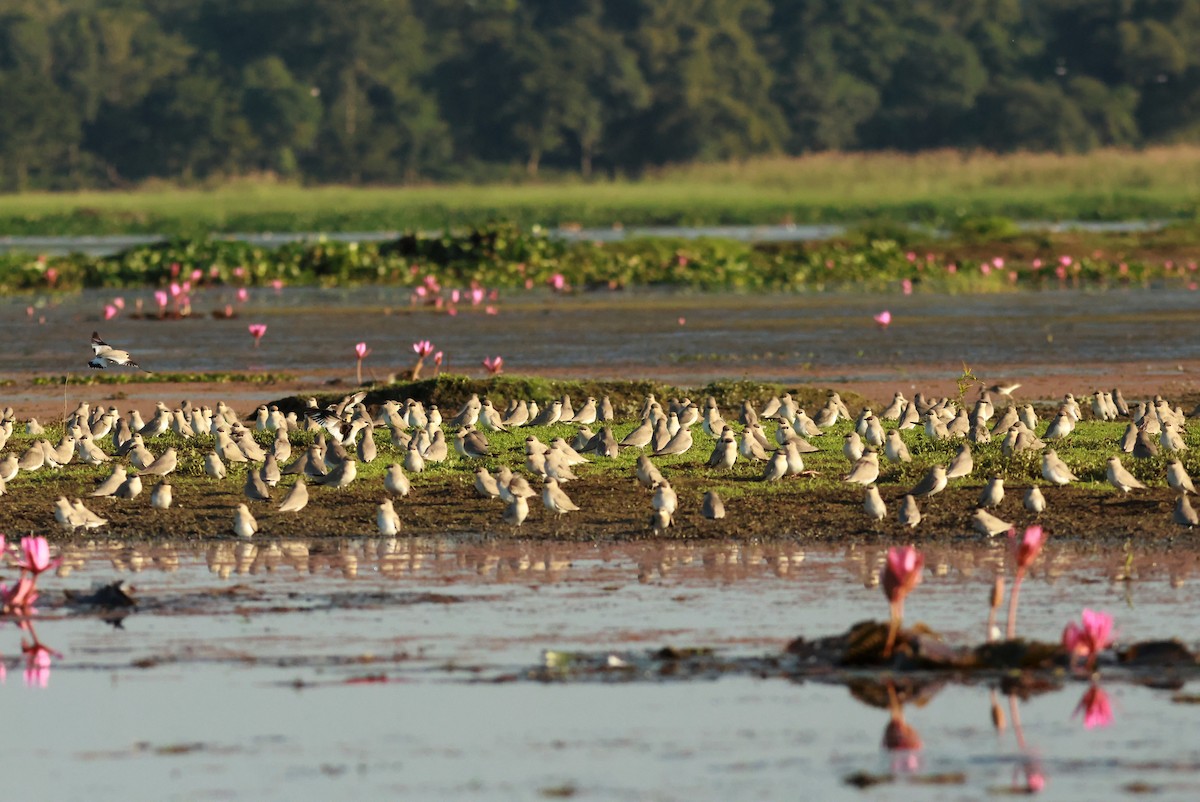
[1,370,1198,546]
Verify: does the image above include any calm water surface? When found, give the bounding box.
[8,539,1200,800]
[9,286,1200,383]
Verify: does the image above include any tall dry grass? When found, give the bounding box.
[0,146,1198,233]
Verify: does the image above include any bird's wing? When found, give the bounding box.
[91,332,109,355]
[339,391,367,414]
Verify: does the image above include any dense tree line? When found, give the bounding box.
[3,0,1200,189]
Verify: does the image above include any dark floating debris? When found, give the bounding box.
[64,580,137,610]
[64,580,138,626]
[521,620,1198,685]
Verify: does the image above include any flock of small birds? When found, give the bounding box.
[8,332,1200,539]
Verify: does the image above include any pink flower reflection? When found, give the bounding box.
[1074,684,1114,729]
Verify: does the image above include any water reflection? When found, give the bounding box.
[18,620,57,689]
[851,678,1067,792]
[48,538,1200,595]
[1076,684,1115,729]
[1006,691,1048,794]
[6,537,1200,801]
[878,680,925,773]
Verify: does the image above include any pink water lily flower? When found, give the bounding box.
[154,290,169,308]
[901,278,913,295]
[1012,524,1045,570]
[881,545,923,657]
[1063,609,1115,670]
[18,536,57,576]
[483,356,503,375]
[236,287,249,303]
[1005,525,1046,639]
[104,304,118,321]
[353,342,370,383]
[248,323,267,347]
[874,310,892,327]
[410,340,434,379]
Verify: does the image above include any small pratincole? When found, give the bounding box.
[89,331,150,372]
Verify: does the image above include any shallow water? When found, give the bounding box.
[11,286,1200,383]
[0,220,1169,255]
[10,539,1200,800]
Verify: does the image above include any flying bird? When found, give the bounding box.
[89,332,150,372]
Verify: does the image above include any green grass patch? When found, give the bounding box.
[3,146,1200,236]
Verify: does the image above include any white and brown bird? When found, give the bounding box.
[652,426,693,458]
[150,479,173,510]
[261,454,281,487]
[1167,460,1197,495]
[455,427,491,459]
[740,430,772,462]
[89,331,150,372]
[978,475,1005,508]
[91,464,127,497]
[652,480,678,516]
[842,431,864,463]
[863,485,886,521]
[403,441,425,473]
[1024,486,1047,516]
[502,495,529,528]
[54,496,84,530]
[474,466,501,498]
[1106,455,1145,495]
[316,458,357,489]
[945,443,974,479]
[1041,449,1078,486]
[972,508,1012,537]
[244,466,272,501]
[910,465,948,498]
[1175,495,1199,528]
[702,490,725,520]
[636,455,664,489]
[884,430,912,464]
[843,451,880,486]
[115,473,143,500]
[385,464,411,497]
[761,450,788,482]
[377,499,402,535]
[278,478,309,513]
[202,451,226,481]
[233,503,258,538]
[706,431,739,470]
[138,447,177,478]
[896,494,921,528]
[70,498,108,528]
[542,478,580,516]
